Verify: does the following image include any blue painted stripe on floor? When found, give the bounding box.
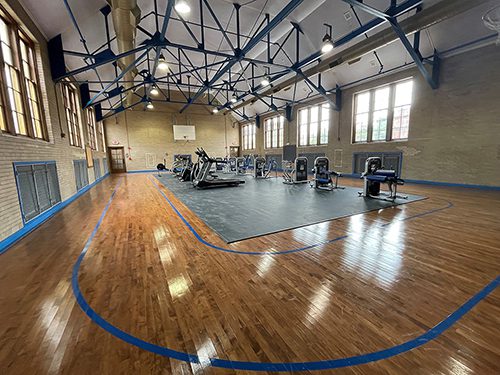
[72,178,499,372]
[149,177,450,255]
[0,174,110,256]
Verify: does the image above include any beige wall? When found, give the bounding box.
[104,103,239,171]
[246,44,500,187]
[0,0,107,242]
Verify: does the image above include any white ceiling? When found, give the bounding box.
[17,0,500,118]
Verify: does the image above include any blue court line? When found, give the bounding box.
[0,173,110,256]
[149,176,451,255]
[72,180,500,371]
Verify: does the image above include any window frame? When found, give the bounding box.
[242,122,256,151]
[352,78,413,144]
[62,80,84,148]
[297,102,330,147]
[0,7,47,140]
[86,106,97,150]
[264,115,284,149]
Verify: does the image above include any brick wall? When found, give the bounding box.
[247,44,500,187]
[104,104,240,171]
[0,0,107,242]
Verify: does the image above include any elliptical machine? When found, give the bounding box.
[310,157,344,191]
[254,157,277,179]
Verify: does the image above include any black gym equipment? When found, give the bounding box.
[254,157,277,179]
[192,148,245,189]
[310,157,344,191]
[358,157,407,201]
[282,157,308,184]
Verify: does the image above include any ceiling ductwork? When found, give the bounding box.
[230,0,490,112]
[107,0,141,106]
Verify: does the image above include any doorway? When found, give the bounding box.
[108,147,126,173]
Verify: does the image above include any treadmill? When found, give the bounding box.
[192,148,245,189]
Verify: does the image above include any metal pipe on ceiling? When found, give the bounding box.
[107,0,141,106]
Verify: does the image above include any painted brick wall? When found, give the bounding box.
[248,44,500,187]
[0,0,107,242]
[104,103,240,171]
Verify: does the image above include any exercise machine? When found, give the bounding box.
[282,157,308,184]
[192,148,245,189]
[310,157,344,191]
[223,157,237,174]
[254,157,277,179]
[236,155,253,175]
[358,157,406,201]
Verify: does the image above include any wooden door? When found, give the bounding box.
[229,146,240,157]
[108,147,126,173]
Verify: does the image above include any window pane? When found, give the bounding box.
[299,123,307,146]
[356,92,370,114]
[395,80,413,106]
[372,110,388,141]
[299,109,308,124]
[272,117,278,148]
[279,116,284,147]
[392,105,410,139]
[355,113,368,142]
[374,87,390,110]
[320,104,329,145]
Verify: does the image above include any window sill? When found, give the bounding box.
[0,132,51,144]
[352,139,408,145]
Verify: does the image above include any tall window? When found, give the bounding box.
[63,82,83,147]
[353,79,413,143]
[98,121,106,151]
[264,115,284,149]
[242,123,256,150]
[0,10,45,139]
[86,107,97,150]
[298,103,330,146]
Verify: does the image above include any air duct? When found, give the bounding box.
[108,0,141,106]
[231,0,490,112]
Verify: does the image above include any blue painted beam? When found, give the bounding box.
[179,0,305,113]
[342,0,390,20]
[388,18,438,89]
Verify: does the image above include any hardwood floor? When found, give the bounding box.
[0,173,499,374]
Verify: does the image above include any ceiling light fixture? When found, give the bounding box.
[175,1,191,15]
[260,77,270,87]
[146,100,154,109]
[150,85,159,96]
[158,54,169,70]
[321,23,334,54]
[231,95,238,103]
[212,108,219,114]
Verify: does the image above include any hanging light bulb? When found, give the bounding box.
[212,108,219,114]
[321,23,334,54]
[231,94,238,104]
[321,35,334,54]
[260,77,270,87]
[158,54,169,70]
[150,85,159,96]
[175,1,191,14]
[146,100,154,110]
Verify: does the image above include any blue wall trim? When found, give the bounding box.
[0,173,110,256]
[342,174,500,190]
[404,179,500,191]
[127,169,158,174]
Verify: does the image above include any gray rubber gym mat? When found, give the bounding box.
[154,174,425,243]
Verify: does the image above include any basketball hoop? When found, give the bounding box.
[483,6,500,45]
